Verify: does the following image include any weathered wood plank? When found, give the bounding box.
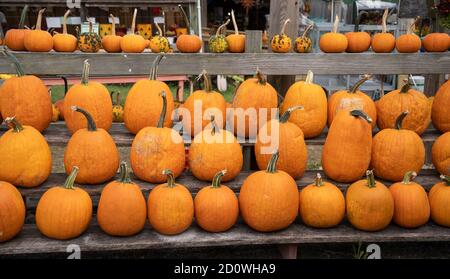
[0,0,197,5]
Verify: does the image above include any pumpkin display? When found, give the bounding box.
[54,76,68,121]
[124,55,174,134]
[78,20,102,53]
[102,14,122,53]
[396,17,421,53]
[0,181,26,242]
[322,110,372,183]
[319,15,348,53]
[121,9,146,53]
[299,173,345,228]
[239,151,299,232]
[194,170,239,232]
[422,33,450,52]
[209,19,230,53]
[97,162,147,236]
[24,8,53,52]
[226,9,245,53]
[372,9,396,53]
[429,175,450,227]
[389,171,430,228]
[345,13,371,53]
[111,91,124,122]
[255,106,308,179]
[176,5,202,53]
[149,23,170,53]
[4,5,29,51]
[36,167,93,240]
[431,80,450,133]
[294,24,313,53]
[376,82,430,135]
[280,70,327,138]
[53,10,77,52]
[63,60,112,133]
[371,111,425,182]
[432,132,450,176]
[271,18,291,53]
[148,169,194,235]
[64,106,119,184]
[130,91,185,183]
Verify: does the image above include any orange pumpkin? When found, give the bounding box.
[270,18,291,53]
[121,9,146,53]
[176,5,202,53]
[4,5,29,51]
[53,10,77,52]
[422,33,450,52]
[0,181,26,242]
[345,14,371,53]
[432,132,450,176]
[24,8,53,52]
[226,9,245,53]
[371,9,395,53]
[319,15,348,53]
[102,14,122,53]
[429,175,450,227]
[396,17,421,53]
[431,80,450,133]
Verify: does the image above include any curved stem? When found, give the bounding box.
[440,175,450,186]
[314,173,324,187]
[408,16,420,35]
[279,105,304,123]
[72,106,97,131]
[266,150,279,173]
[18,5,29,29]
[395,111,409,130]
[216,19,230,36]
[199,70,212,92]
[4,117,24,133]
[149,55,164,80]
[402,171,417,184]
[88,20,93,33]
[400,82,410,93]
[64,166,79,190]
[155,22,163,36]
[178,5,191,34]
[157,91,167,128]
[302,24,313,39]
[209,115,219,136]
[211,170,227,188]
[280,18,290,35]
[36,8,45,31]
[62,10,70,34]
[131,8,137,34]
[118,161,132,183]
[2,49,25,76]
[381,9,388,33]
[366,170,376,188]
[332,14,339,33]
[350,109,372,124]
[350,74,371,93]
[162,169,175,187]
[304,70,314,84]
[110,14,116,36]
[231,9,239,35]
[81,59,90,85]
[61,76,68,95]
[255,68,267,85]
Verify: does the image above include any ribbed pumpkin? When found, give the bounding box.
[124,55,174,134]
[64,107,119,184]
[226,9,245,53]
[4,5,29,51]
[209,19,230,53]
[280,70,327,138]
[255,106,307,179]
[36,167,92,240]
[396,17,421,53]
[149,23,170,53]
[422,33,450,52]
[53,10,77,52]
[97,162,147,236]
[102,14,122,53]
[346,170,394,231]
[431,80,450,133]
[0,51,52,132]
[294,25,313,53]
[270,18,291,53]
[371,9,395,53]
[432,132,450,176]
[345,14,371,53]
[322,110,372,183]
[148,169,194,235]
[121,9,146,53]
[63,60,112,134]
[389,171,430,228]
[0,181,25,242]
[176,5,202,53]
[429,175,450,227]
[130,91,185,183]
[299,173,345,228]
[78,20,102,53]
[376,82,430,135]
[371,111,425,181]
[24,8,53,52]
[0,117,51,188]
[194,170,239,232]
[319,15,348,53]
[328,75,376,128]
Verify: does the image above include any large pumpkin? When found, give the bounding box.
[209,19,230,53]
[4,5,29,51]
[78,20,102,53]
[431,80,450,133]
[121,8,146,53]
[322,110,372,183]
[432,132,450,176]
[345,14,371,53]
[422,33,450,52]
[0,181,26,242]
[24,8,53,52]
[371,9,395,53]
[396,17,421,53]
[53,10,77,52]
[0,117,51,187]
[270,18,291,53]
[319,15,348,53]
[429,175,450,227]
[176,5,202,53]
[239,151,299,232]
[226,9,245,53]
[102,14,122,53]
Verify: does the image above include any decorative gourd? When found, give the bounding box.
[111,91,124,122]
[322,110,372,183]
[124,55,174,134]
[328,75,377,128]
[0,181,25,242]
[4,5,29,51]
[299,173,345,228]
[102,14,122,53]
[429,175,450,227]
[64,106,119,184]
[345,13,371,53]
[389,171,430,228]
[176,5,202,53]
[396,17,421,53]
[78,20,102,53]
[226,9,245,53]
[97,162,147,236]
[255,106,308,179]
[280,70,327,138]
[432,132,450,176]
[149,23,170,53]
[24,8,53,52]
[376,81,430,135]
[271,18,291,53]
[121,9,146,53]
[36,167,93,240]
[371,111,425,181]
[130,91,185,183]
[422,33,450,52]
[63,60,112,133]
[372,9,396,53]
[431,80,450,133]
[194,170,239,232]
[319,15,348,53]
[209,19,230,53]
[294,25,313,53]
[53,10,77,52]
[239,151,299,232]
[148,169,194,235]
[54,76,68,120]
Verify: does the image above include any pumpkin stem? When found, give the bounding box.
[179,5,191,34]
[402,171,417,184]
[332,14,339,33]
[350,74,371,94]
[62,10,70,34]
[400,81,411,93]
[118,161,132,184]
[81,59,90,85]
[440,175,450,186]
[18,5,29,29]
[354,11,367,32]
[302,24,313,39]
[279,105,304,123]
[35,8,45,31]
[61,76,68,95]
[110,14,116,36]
[209,114,219,136]
[381,9,388,33]
[395,111,409,130]
[130,8,137,35]
[4,116,24,133]
[408,16,420,35]
[155,22,163,36]
[255,68,267,85]
[211,169,227,188]
[2,49,25,76]
[314,173,324,187]
[231,9,239,35]
[157,91,167,128]
[198,70,212,92]
[304,70,314,84]
[366,170,376,188]
[72,106,97,131]
[64,166,79,190]
[216,19,230,37]
[280,18,290,35]
[350,109,372,124]
[149,55,165,80]
[162,169,176,188]
[266,150,279,173]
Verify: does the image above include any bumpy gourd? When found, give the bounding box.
[271,18,291,53]
[294,25,313,53]
[209,19,230,53]
[78,20,102,53]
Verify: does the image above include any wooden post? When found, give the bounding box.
[245,30,263,53]
[278,244,298,259]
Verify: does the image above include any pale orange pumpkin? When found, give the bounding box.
[226,9,245,53]
[372,9,395,53]
[102,14,122,53]
[4,5,29,51]
[422,33,450,52]
[396,17,421,53]
[24,8,53,52]
[120,9,146,53]
[53,10,77,52]
[176,5,202,53]
[319,15,348,53]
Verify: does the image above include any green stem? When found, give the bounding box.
[350,75,371,93]
[279,105,303,123]
[402,171,417,184]
[4,117,24,133]
[211,170,227,188]
[72,106,97,131]
[178,5,191,34]
[81,59,90,85]
[350,109,372,124]
[314,173,324,187]
[255,69,267,85]
[366,170,376,188]
[118,161,132,184]
[3,49,25,76]
[162,169,175,188]
[157,91,167,128]
[64,167,79,190]
[198,70,212,92]
[266,150,279,173]
[18,5,29,29]
[440,175,450,186]
[149,55,164,80]
[395,111,409,130]
[61,76,68,95]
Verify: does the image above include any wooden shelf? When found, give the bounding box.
[0,0,197,6]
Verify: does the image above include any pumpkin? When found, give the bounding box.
[0,51,52,132]
[130,91,185,183]
[24,8,53,52]
[432,132,450,176]
[294,24,313,53]
[63,60,112,133]
[121,9,146,53]
[0,181,25,243]
[176,5,202,53]
[226,9,245,53]
[54,76,68,120]
[102,14,122,53]
[52,104,59,122]
[78,20,102,53]
[396,17,421,53]
[255,106,307,179]
[64,106,119,184]
[431,80,450,133]
[149,23,170,53]
[280,70,327,138]
[319,15,348,53]
[111,91,124,122]
[429,175,450,227]
[322,109,372,183]
[239,151,299,232]
[189,116,243,182]
[270,18,291,53]
[53,10,77,52]
[328,74,377,128]
[389,171,430,228]
[36,167,92,240]
[194,170,239,232]
[124,55,174,134]
[422,33,449,52]
[148,169,194,235]
[345,13,371,53]
[371,9,396,53]
[209,19,230,53]
[371,111,425,181]
[181,70,226,136]
[97,162,147,236]
[299,173,345,228]
[376,82,430,135]
[4,5,29,51]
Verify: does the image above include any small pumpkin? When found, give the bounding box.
[319,15,348,53]
[226,9,245,53]
[102,14,122,53]
[24,8,53,52]
[111,91,124,122]
[372,9,396,53]
[194,170,239,232]
[209,19,230,53]
[149,23,170,53]
[97,162,147,236]
[271,18,291,53]
[431,80,450,133]
[53,10,77,52]
[4,5,29,51]
[78,20,102,53]
[432,132,450,176]
[422,33,450,52]
[294,24,313,53]
[299,173,345,228]
[396,17,421,53]
[429,175,450,227]
[36,167,93,240]
[121,9,146,53]
[0,181,26,242]
[148,169,194,235]
[176,5,202,53]
[345,13,371,53]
